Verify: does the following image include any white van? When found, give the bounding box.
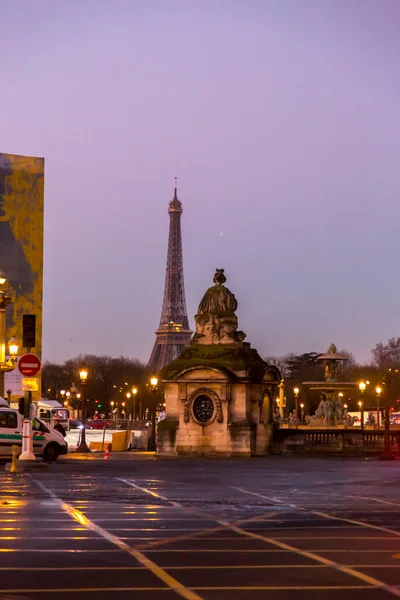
[0,407,68,461]
[34,400,70,430]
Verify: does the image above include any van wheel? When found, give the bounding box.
[43,443,60,462]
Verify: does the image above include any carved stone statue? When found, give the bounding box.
[198,269,238,315]
[193,270,246,345]
[305,391,353,427]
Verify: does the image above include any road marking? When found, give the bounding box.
[116,478,182,507]
[0,548,124,553]
[28,476,203,600]
[192,586,373,591]
[116,479,400,597]
[0,588,169,593]
[233,487,400,538]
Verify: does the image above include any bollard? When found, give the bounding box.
[10,445,19,473]
[104,444,111,460]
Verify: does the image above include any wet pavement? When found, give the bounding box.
[1,456,400,599]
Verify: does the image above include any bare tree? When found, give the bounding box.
[371,337,400,370]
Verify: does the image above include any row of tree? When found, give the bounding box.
[42,337,400,417]
[42,354,159,417]
[266,337,400,413]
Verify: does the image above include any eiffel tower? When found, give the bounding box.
[148,180,192,372]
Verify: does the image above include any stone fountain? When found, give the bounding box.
[303,344,358,427]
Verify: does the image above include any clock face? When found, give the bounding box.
[192,395,214,423]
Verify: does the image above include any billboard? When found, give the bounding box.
[0,153,44,399]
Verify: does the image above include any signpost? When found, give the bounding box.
[18,354,41,461]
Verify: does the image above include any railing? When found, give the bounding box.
[274,427,400,454]
[304,432,338,447]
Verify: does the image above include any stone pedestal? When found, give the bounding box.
[157,270,281,457]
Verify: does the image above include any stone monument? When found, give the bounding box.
[304,344,358,427]
[157,269,281,456]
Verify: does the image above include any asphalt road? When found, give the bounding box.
[2,455,400,599]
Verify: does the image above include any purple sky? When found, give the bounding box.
[2,0,400,365]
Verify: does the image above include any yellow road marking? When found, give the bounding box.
[0,588,169,593]
[28,476,203,600]
[193,585,373,590]
[234,487,400,538]
[118,480,400,597]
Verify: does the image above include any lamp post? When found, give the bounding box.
[278,379,285,419]
[0,274,19,398]
[376,386,382,428]
[149,376,158,451]
[358,400,363,430]
[126,392,131,420]
[132,387,138,420]
[293,387,300,427]
[300,403,305,424]
[380,368,398,460]
[76,367,90,453]
[359,382,366,431]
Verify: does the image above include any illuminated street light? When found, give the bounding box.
[359,382,366,431]
[380,368,399,460]
[149,376,159,450]
[293,387,300,427]
[376,386,382,428]
[8,337,18,358]
[76,368,90,453]
[0,275,18,397]
[131,386,138,420]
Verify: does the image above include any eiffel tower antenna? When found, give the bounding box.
[148,181,192,372]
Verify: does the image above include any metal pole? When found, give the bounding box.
[295,393,299,428]
[0,301,6,398]
[383,387,392,457]
[150,390,157,451]
[76,382,90,453]
[379,370,397,461]
[377,395,380,428]
[361,399,364,432]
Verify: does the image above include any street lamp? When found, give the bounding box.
[76,367,90,453]
[293,387,300,427]
[149,376,158,451]
[8,337,18,358]
[0,275,18,398]
[375,386,382,428]
[300,402,305,423]
[132,386,138,419]
[380,368,399,460]
[359,382,366,431]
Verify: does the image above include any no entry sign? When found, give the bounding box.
[18,353,41,377]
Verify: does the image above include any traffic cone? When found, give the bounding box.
[104,444,111,460]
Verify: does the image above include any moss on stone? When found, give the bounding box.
[160,343,268,380]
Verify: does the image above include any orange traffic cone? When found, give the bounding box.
[104,444,111,460]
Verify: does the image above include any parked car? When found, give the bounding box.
[69,419,92,430]
[87,419,112,430]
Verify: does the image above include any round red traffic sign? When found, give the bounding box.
[18,353,41,377]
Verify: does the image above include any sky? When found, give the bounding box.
[1,0,400,365]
